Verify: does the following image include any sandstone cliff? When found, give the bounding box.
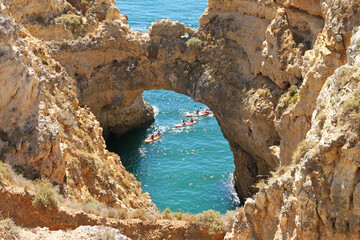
[46,0,358,204]
[1,0,360,239]
[0,0,155,220]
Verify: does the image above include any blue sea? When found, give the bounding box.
[109,1,238,214]
[116,0,208,32]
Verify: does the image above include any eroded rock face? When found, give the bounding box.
[0,1,155,214]
[48,0,358,203]
[230,25,360,240]
[2,0,360,239]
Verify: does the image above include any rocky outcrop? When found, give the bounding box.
[0,185,225,240]
[0,0,155,215]
[47,0,358,203]
[1,0,360,239]
[230,28,360,240]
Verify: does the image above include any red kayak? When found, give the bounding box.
[174,121,197,127]
[186,111,212,117]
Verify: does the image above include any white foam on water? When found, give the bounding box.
[138,147,147,157]
[153,105,160,117]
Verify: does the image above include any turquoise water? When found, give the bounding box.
[115,0,207,32]
[108,90,238,214]
[109,1,238,214]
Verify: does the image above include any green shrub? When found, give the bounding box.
[32,180,59,208]
[291,139,316,165]
[256,88,270,99]
[186,37,202,48]
[61,14,83,33]
[61,14,82,26]
[343,88,360,114]
[40,55,48,65]
[194,209,223,234]
[0,218,19,239]
[278,85,299,109]
[122,179,130,189]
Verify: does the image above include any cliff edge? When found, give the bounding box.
[0,0,360,239]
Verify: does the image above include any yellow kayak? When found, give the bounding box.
[145,133,162,143]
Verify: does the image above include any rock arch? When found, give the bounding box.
[50,0,332,201]
[51,18,282,202]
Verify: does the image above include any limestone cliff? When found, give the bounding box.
[230,28,360,240]
[46,0,358,203]
[1,0,360,239]
[0,0,155,217]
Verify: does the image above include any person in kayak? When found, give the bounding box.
[196,109,199,115]
[156,130,161,136]
[182,119,186,126]
[205,108,210,113]
[151,134,155,140]
[190,118,194,123]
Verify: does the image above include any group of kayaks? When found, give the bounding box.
[144,109,212,143]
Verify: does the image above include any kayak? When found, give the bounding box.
[145,133,162,143]
[186,111,212,117]
[174,121,197,127]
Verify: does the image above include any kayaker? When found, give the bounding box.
[157,130,161,136]
[190,118,194,123]
[196,109,199,115]
[182,119,186,126]
[205,108,210,113]
[151,134,155,140]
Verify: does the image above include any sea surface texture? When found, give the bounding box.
[109,1,238,214]
[116,0,207,32]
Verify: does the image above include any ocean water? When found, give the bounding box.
[109,1,238,214]
[115,0,208,32]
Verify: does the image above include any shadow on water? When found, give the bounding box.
[105,90,239,214]
[106,126,150,174]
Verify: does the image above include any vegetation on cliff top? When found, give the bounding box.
[186,37,202,48]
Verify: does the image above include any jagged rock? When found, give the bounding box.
[1,0,360,239]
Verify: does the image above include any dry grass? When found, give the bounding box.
[162,208,175,220]
[0,218,19,240]
[0,162,12,182]
[0,162,34,189]
[96,228,116,240]
[129,209,146,220]
[291,139,316,165]
[222,210,238,232]
[253,179,267,189]
[268,165,290,183]
[193,209,223,234]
